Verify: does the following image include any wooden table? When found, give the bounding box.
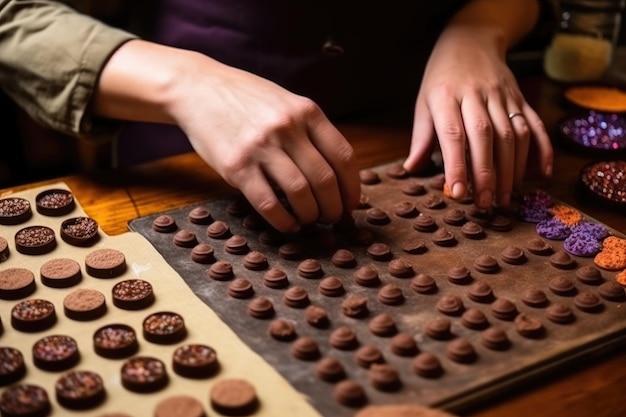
[2,76,625,417]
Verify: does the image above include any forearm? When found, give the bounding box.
[441,0,541,55]
[0,0,136,137]
[91,39,201,125]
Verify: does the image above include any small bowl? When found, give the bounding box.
[576,160,626,212]
[557,110,626,156]
[563,85,626,114]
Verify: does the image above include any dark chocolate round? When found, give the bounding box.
[121,356,169,393]
[14,226,56,256]
[63,288,106,321]
[32,335,80,371]
[60,217,99,246]
[112,279,155,310]
[142,311,187,344]
[35,189,75,216]
[93,324,139,359]
[172,344,219,379]
[0,197,32,225]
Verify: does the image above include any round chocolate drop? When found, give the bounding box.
[410,273,437,294]
[247,297,275,319]
[262,268,289,289]
[446,338,477,363]
[152,214,177,233]
[355,345,385,369]
[368,313,397,337]
[290,337,320,361]
[353,265,381,287]
[514,314,545,339]
[377,284,404,306]
[305,305,330,328]
[318,276,345,297]
[366,242,392,261]
[480,327,510,351]
[521,286,549,308]
[332,380,367,407]
[224,234,249,255]
[315,357,346,382]
[490,298,518,321]
[467,281,494,303]
[411,352,443,378]
[390,332,418,356]
[283,286,310,308]
[331,249,357,268]
[368,363,401,392]
[267,319,296,341]
[329,326,359,350]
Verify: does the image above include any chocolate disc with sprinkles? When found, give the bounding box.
[143,311,187,344]
[55,370,105,410]
[0,197,32,225]
[93,324,139,359]
[14,226,56,255]
[172,344,219,379]
[32,335,80,371]
[60,217,99,246]
[112,279,155,310]
[0,347,26,386]
[0,384,51,417]
[35,188,75,216]
[11,299,57,332]
[121,356,169,393]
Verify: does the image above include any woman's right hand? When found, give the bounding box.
[95,40,361,233]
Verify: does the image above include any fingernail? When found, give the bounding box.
[545,164,553,177]
[479,190,493,208]
[451,182,466,199]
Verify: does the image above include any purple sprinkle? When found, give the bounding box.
[520,202,550,223]
[536,218,571,240]
[571,221,609,240]
[560,111,626,151]
[563,232,602,257]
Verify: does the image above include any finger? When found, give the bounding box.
[236,166,300,233]
[489,100,517,207]
[404,99,438,176]
[428,95,470,201]
[261,147,323,226]
[522,104,554,179]
[305,113,361,221]
[462,96,495,209]
[507,108,531,193]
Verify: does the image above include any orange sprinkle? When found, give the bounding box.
[550,204,583,227]
[616,269,626,287]
[564,86,626,112]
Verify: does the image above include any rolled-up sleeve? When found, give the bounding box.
[0,0,137,140]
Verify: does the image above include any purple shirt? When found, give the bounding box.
[118,0,469,165]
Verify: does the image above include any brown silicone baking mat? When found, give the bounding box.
[0,183,321,417]
[129,160,626,417]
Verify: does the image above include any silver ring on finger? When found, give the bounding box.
[508,112,524,121]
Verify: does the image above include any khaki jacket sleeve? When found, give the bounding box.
[0,0,137,140]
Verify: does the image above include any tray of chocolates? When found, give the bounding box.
[0,183,322,417]
[128,160,626,416]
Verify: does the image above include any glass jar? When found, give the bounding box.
[544,0,626,82]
